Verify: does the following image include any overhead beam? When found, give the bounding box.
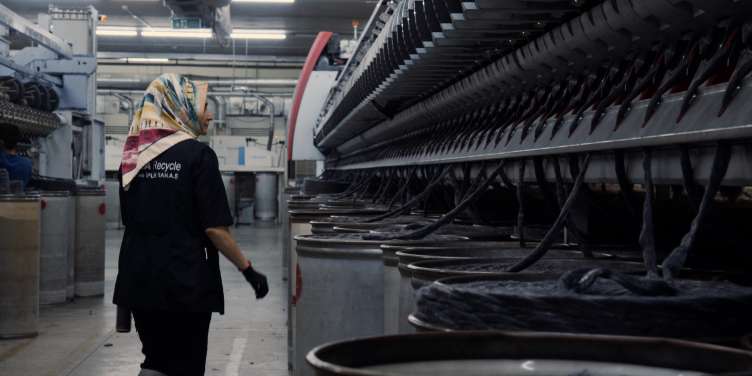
[0,3,73,59]
[96,51,305,67]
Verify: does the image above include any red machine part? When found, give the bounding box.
[287,31,333,161]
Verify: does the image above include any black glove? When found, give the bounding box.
[242,264,269,299]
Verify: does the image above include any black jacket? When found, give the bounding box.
[113,139,233,313]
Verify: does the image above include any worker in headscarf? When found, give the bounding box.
[113,74,269,376]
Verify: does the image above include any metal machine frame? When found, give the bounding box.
[309,0,752,187]
[0,5,101,182]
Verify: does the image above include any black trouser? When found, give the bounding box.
[132,310,212,376]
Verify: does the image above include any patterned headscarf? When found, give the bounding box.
[120,74,208,187]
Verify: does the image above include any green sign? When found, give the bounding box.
[171,17,206,29]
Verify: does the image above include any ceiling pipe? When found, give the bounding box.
[97,89,285,98]
[206,95,226,136]
[97,77,298,90]
[97,52,305,65]
[112,93,135,125]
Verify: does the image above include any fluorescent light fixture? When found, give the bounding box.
[142,27,212,38]
[232,29,286,40]
[97,26,286,40]
[97,26,138,37]
[120,57,170,63]
[233,0,295,3]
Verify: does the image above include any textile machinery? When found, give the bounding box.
[0,4,101,183]
[290,0,752,269]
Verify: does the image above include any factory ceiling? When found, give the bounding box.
[2,0,375,57]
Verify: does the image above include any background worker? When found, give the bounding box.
[0,123,32,190]
[113,74,269,376]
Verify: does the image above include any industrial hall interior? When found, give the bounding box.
[3,0,752,375]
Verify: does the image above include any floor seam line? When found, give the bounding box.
[58,329,117,376]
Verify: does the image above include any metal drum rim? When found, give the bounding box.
[407,314,452,332]
[381,246,400,267]
[296,244,383,260]
[290,215,333,222]
[74,189,105,196]
[39,190,71,197]
[289,208,386,216]
[406,258,644,284]
[294,234,468,247]
[306,330,752,376]
[393,248,609,266]
[406,257,644,274]
[0,194,40,201]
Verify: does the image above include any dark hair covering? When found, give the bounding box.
[0,123,21,150]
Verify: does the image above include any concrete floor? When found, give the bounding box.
[0,223,287,376]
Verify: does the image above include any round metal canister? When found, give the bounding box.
[281,187,298,282]
[286,207,385,373]
[306,332,752,376]
[381,240,484,335]
[293,234,466,376]
[254,172,278,221]
[104,179,121,229]
[237,198,254,224]
[287,210,320,372]
[39,191,71,304]
[391,242,537,334]
[391,243,617,334]
[74,188,106,297]
[382,245,402,335]
[66,195,76,300]
[221,173,236,219]
[288,208,386,297]
[287,199,320,210]
[0,194,41,338]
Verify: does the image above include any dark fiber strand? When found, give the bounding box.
[661,143,731,280]
[639,149,658,278]
[507,154,592,272]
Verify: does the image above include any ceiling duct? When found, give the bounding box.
[97,77,298,90]
[164,0,233,45]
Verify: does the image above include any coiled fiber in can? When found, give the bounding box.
[414,269,752,341]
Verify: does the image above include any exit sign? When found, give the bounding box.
[171,17,206,29]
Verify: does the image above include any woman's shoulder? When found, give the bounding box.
[162,140,219,170]
[184,140,220,166]
[174,139,215,155]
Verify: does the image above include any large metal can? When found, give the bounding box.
[254,172,278,220]
[39,191,71,304]
[286,206,383,374]
[306,332,752,376]
[281,187,298,282]
[104,179,121,229]
[221,173,236,220]
[293,233,466,376]
[74,187,106,297]
[391,242,537,334]
[66,194,76,300]
[0,194,40,338]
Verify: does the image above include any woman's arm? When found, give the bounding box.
[205,226,251,270]
[206,226,269,299]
